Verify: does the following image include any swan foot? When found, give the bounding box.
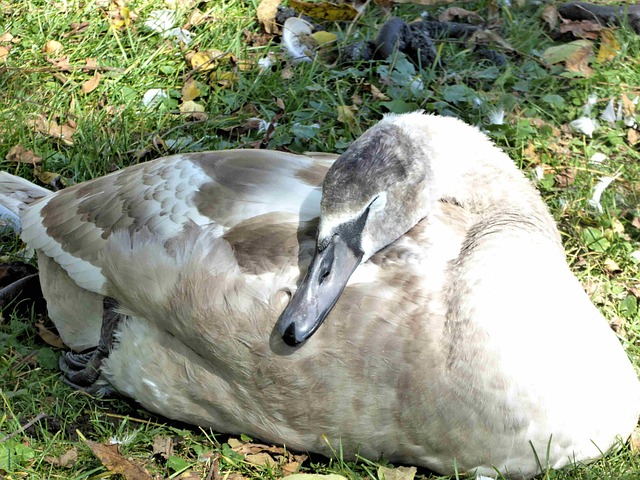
[59,296,120,397]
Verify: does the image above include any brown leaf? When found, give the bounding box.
[0,32,14,42]
[632,217,640,230]
[81,72,101,94]
[469,29,513,51]
[541,4,559,30]
[565,42,593,76]
[62,21,90,38]
[282,459,304,476]
[45,447,78,467]
[559,19,602,40]
[46,55,71,71]
[630,426,640,452]
[257,0,282,34]
[0,45,8,61]
[152,436,174,459]
[366,83,390,101]
[554,167,576,188]
[5,144,42,164]
[438,7,483,24]
[85,440,152,480]
[337,105,358,129]
[36,321,65,348]
[289,0,358,21]
[621,94,636,118]
[84,57,98,69]
[28,114,76,145]
[628,129,640,146]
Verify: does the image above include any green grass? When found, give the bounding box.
[1,0,640,478]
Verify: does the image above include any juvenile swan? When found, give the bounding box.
[1,113,638,479]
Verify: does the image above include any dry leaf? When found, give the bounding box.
[44,447,78,468]
[541,4,559,30]
[366,83,389,101]
[565,42,593,76]
[281,65,294,79]
[257,0,282,34]
[621,94,636,118]
[85,57,98,69]
[190,49,233,72]
[282,459,304,476]
[337,105,358,129]
[559,19,601,39]
[0,32,13,42]
[152,436,174,459]
[85,440,152,480]
[46,55,71,71]
[276,97,286,110]
[378,465,417,480]
[28,115,76,145]
[604,258,621,273]
[554,167,576,188]
[36,321,66,348]
[630,427,640,452]
[179,100,207,120]
[81,72,101,94]
[522,142,541,165]
[628,128,639,145]
[0,45,8,61]
[245,452,277,467]
[597,29,620,62]
[284,475,347,480]
[289,0,358,21]
[469,29,513,51]
[209,71,237,89]
[5,144,42,164]
[181,78,200,101]
[632,217,640,230]
[438,7,483,24]
[43,39,63,55]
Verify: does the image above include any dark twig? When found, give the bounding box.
[558,2,640,34]
[0,412,47,442]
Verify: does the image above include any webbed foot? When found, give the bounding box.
[59,296,120,397]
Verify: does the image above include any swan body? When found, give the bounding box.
[1,113,638,479]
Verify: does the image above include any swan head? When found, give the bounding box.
[277,112,437,346]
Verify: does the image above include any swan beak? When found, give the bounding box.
[277,235,362,346]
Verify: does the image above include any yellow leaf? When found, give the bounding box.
[597,29,620,63]
[43,40,63,55]
[311,31,337,46]
[181,78,200,101]
[0,45,8,61]
[621,94,636,117]
[191,49,232,72]
[179,101,207,120]
[210,71,237,88]
[36,321,66,348]
[81,72,101,94]
[289,0,358,21]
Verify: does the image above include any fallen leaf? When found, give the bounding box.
[245,452,277,467]
[34,168,67,191]
[565,41,594,76]
[152,436,174,459]
[378,465,417,480]
[0,32,14,42]
[81,72,101,94]
[209,71,237,89]
[289,0,358,21]
[522,142,541,165]
[632,217,640,230]
[28,115,76,145]
[45,447,78,467]
[84,57,98,69]
[181,78,200,101]
[5,144,42,164]
[284,475,347,480]
[559,19,602,39]
[36,321,65,348]
[438,7,483,24]
[62,21,89,38]
[190,49,233,72]
[337,105,358,129]
[604,258,621,273]
[46,55,71,71]
[542,39,592,65]
[597,29,620,62]
[85,440,152,480]
[179,100,207,120]
[311,30,337,46]
[621,94,636,118]
[257,0,282,34]
[628,128,639,145]
[367,83,390,101]
[630,426,640,452]
[43,40,63,55]
[281,458,304,476]
[469,29,513,51]
[554,167,576,188]
[0,45,8,61]
[541,4,559,30]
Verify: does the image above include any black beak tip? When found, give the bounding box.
[282,323,304,347]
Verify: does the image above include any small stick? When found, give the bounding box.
[0,412,47,442]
